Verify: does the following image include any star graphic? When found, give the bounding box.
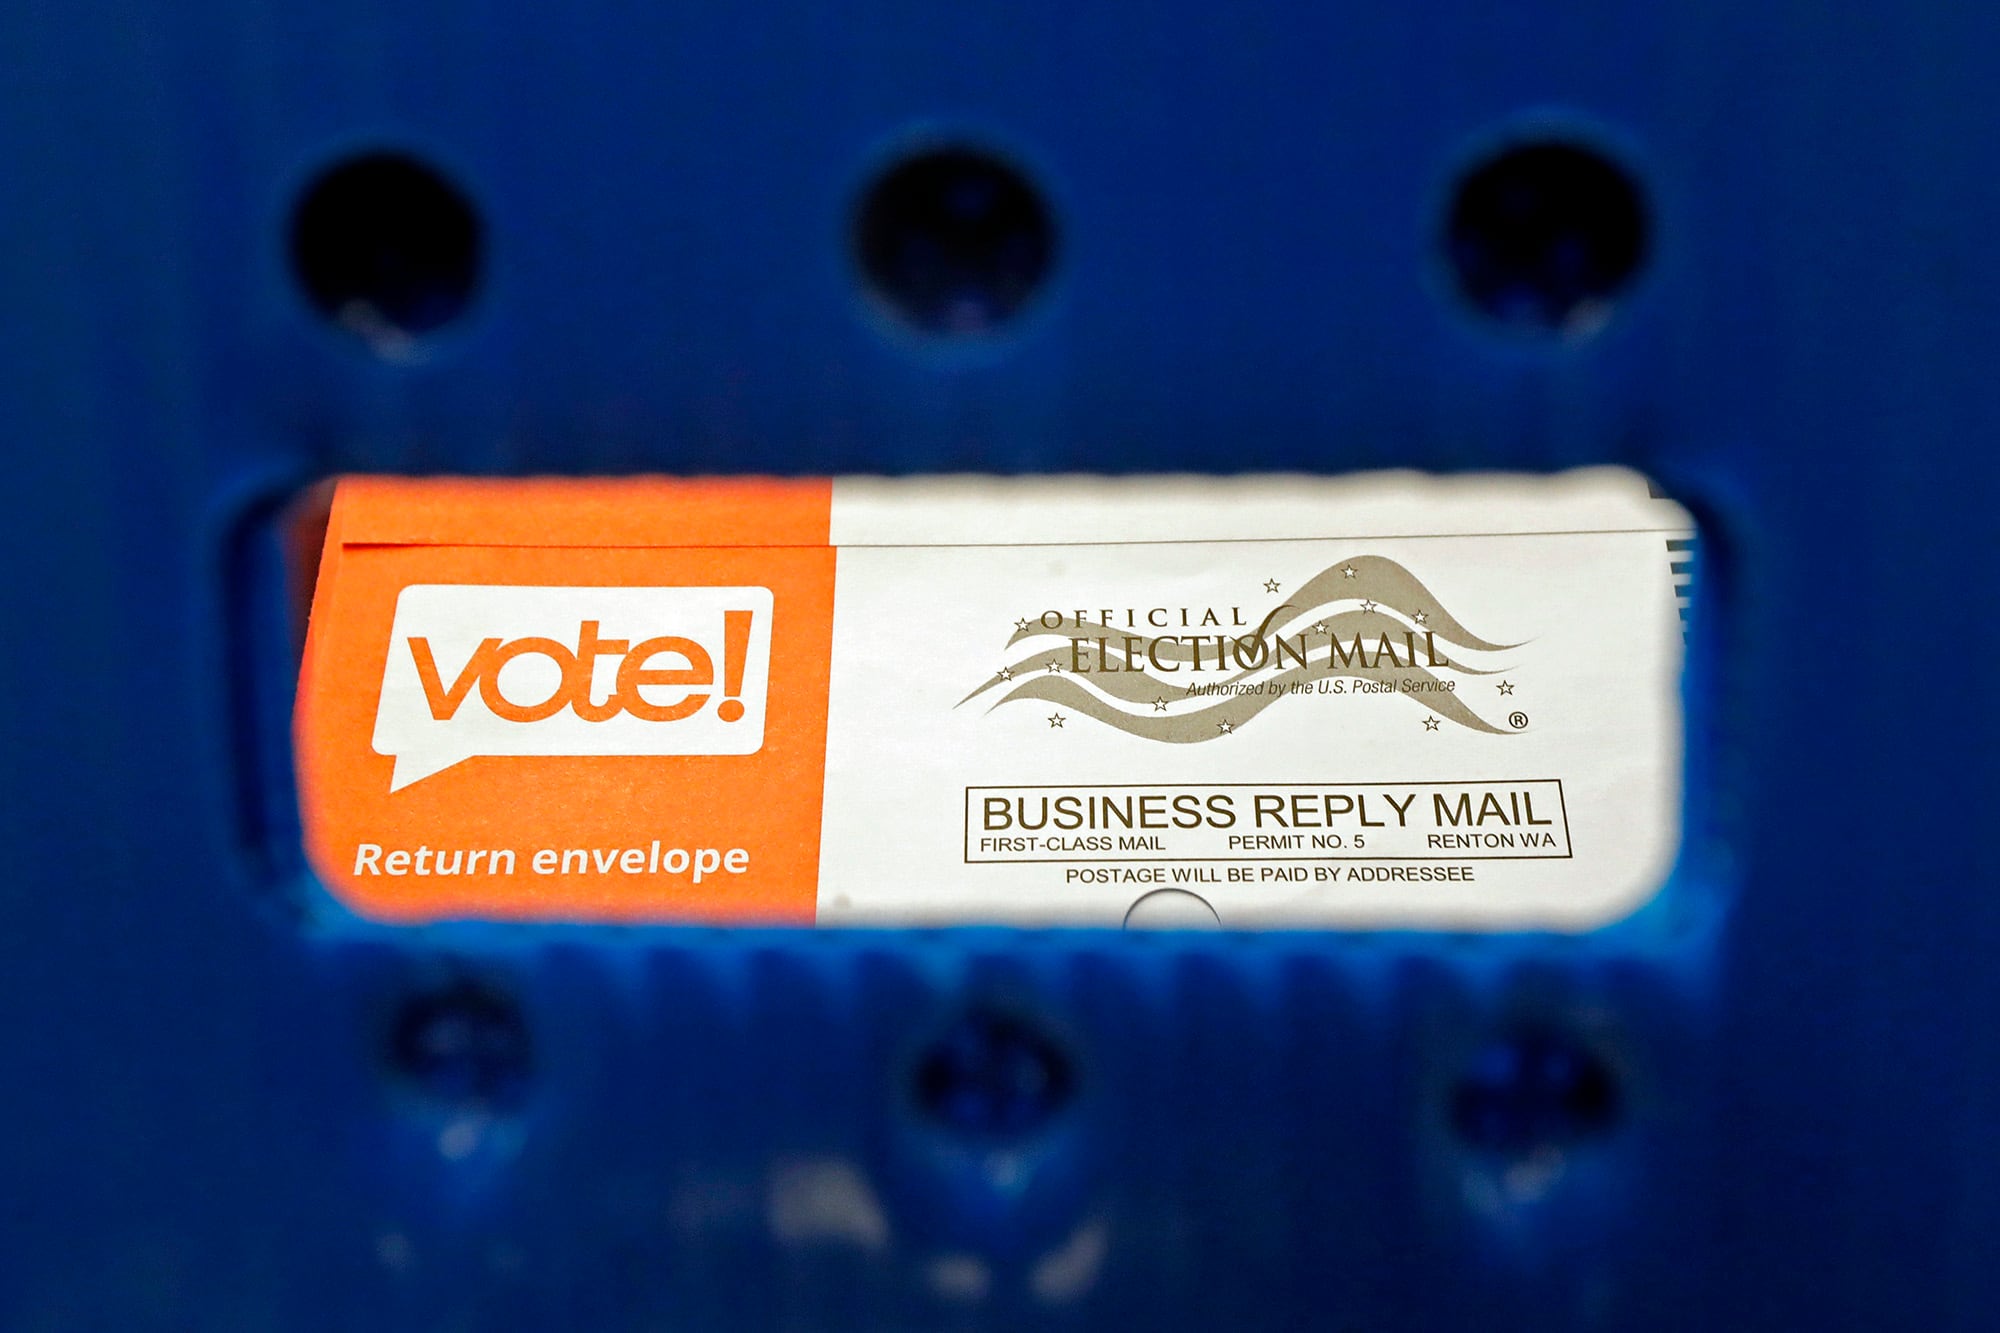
[1263,578,1281,593]
[1360,599,1377,613]
[997,666,1014,681]
[1153,697,1169,712]
[1045,659,1064,673]
[1413,610,1429,625]
[1423,717,1441,732]
[1048,713,1065,728]
[1311,620,1331,634]
[1341,565,1357,578]
[1218,719,1235,735]
[1014,617,1031,632]
[1496,680,1514,695]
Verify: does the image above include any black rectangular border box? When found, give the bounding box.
[963,780,1574,864]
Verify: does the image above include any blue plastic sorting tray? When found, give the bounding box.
[0,2,1994,1329]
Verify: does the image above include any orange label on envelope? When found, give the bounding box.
[297,477,835,923]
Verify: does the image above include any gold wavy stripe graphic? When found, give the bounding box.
[962,606,1507,710]
[965,551,1517,708]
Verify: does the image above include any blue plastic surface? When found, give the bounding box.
[2,2,1995,1329]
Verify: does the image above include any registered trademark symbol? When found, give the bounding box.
[1508,711,1529,730]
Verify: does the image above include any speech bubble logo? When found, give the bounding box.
[372,584,774,791]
